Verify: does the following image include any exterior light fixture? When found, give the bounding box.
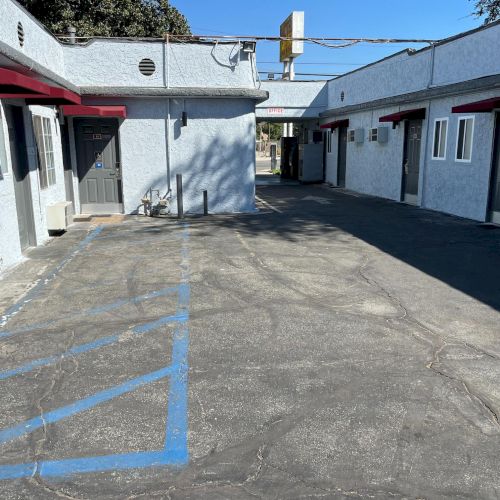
[242,41,256,53]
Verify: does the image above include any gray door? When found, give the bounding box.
[488,113,500,224]
[75,119,123,214]
[5,106,36,250]
[402,119,422,204]
[337,126,347,187]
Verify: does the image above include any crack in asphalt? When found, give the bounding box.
[357,256,500,433]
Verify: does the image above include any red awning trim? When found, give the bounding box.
[25,87,81,105]
[320,119,349,130]
[379,108,426,124]
[61,105,127,118]
[0,67,52,95]
[452,97,500,113]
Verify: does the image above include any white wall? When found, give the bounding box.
[256,81,328,119]
[323,108,409,202]
[422,91,499,221]
[64,41,259,89]
[326,22,500,110]
[0,101,22,273]
[116,97,256,215]
[0,0,65,76]
[0,100,67,274]
[25,105,67,243]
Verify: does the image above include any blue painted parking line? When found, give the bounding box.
[0,284,179,339]
[0,364,179,445]
[0,226,103,329]
[0,450,187,480]
[0,312,187,381]
[0,223,191,479]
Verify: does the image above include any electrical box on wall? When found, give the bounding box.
[377,126,389,143]
[354,128,364,144]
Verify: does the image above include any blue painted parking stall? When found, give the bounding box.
[0,223,191,480]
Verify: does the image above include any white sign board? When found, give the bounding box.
[280,11,304,62]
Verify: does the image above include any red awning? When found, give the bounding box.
[320,119,349,130]
[61,105,127,118]
[452,97,500,113]
[0,67,52,95]
[25,87,81,105]
[379,108,426,124]
[0,67,80,104]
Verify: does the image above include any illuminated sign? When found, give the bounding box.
[280,11,304,62]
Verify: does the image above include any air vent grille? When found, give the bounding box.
[17,22,24,47]
[139,58,156,76]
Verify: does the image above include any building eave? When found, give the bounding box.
[320,74,500,118]
[80,86,269,103]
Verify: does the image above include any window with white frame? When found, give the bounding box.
[348,129,355,142]
[32,115,56,188]
[0,114,8,176]
[456,116,474,162]
[369,128,378,142]
[432,118,448,160]
[327,131,332,153]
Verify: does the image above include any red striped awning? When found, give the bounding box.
[62,105,127,118]
[379,108,426,124]
[452,97,500,113]
[320,119,349,130]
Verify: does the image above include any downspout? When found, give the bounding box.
[427,43,436,89]
[164,34,171,195]
[421,44,436,207]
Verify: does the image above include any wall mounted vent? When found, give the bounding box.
[139,58,156,76]
[17,22,24,47]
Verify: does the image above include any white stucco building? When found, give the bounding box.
[257,21,500,225]
[0,0,267,273]
[1,0,500,275]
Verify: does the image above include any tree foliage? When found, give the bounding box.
[471,0,500,23]
[19,0,191,38]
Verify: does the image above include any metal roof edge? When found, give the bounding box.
[80,87,269,103]
[319,74,500,118]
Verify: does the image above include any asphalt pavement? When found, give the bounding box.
[1,181,500,499]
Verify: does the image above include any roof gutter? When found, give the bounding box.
[80,86,269,103]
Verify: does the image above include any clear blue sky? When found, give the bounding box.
[171,0,485,80]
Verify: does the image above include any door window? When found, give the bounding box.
[33,115,56,188]
[456,116,474,162]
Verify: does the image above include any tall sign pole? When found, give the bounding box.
[280,12,304,137]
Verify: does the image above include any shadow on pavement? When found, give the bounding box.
[189,184,500,312]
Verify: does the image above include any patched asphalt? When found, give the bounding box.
[0,182,500,499]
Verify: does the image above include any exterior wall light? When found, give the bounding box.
[242,41,256,53]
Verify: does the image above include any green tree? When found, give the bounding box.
[19,0,191,38]
[471,0,500,23]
